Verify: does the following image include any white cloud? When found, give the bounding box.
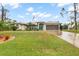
[38,13,44,17]
[26,13,30,15]
[18,15,25,19]
[38,7,43,9]
[27,7,34,13]
[32,12,40,16]
[26,7,52,18]
[57,3,70,7]
[67,4,79,13]
[31,12,52,21]
[52,15,59,20]
[32,12,52,19]
[48,15,62,22]
[1,3,7,6]
[9,3,20,9]
[0,3,20,9]
[54,15,60,19]
[67,5,79,14]
[43,13,51,17]
[67,6,74,11]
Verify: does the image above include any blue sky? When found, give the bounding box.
[0,3,74,23]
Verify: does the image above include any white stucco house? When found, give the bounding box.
[16,21,60,34]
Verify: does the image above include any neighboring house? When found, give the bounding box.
[68,21,75,30]
[16,23,27,30]
[68,21,79,30]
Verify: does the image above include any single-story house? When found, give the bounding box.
[37,21,60,31]
[37,21,61,35]
[15,21,61,34]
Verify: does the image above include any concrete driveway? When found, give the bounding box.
[58,31,79,48]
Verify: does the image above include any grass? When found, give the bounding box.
[0,31,79,56]
[63,30,79,33]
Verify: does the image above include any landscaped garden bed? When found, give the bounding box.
[0,34,15,43]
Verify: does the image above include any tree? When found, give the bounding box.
[11,20,17,31]
[73,3,77,30]
[0,4,18,31]
[0,4,9,22]
[60,3,78,31]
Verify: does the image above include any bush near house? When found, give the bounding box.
[0,21,17,31]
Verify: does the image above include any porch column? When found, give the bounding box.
[37,23,39,30]
[58,23,61,35]
[43,24,46,31]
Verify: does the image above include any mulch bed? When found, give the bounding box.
[0,34,15,43]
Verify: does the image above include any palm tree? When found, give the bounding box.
[73,3,77,30]
[0,4,9,22]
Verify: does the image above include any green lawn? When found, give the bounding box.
[0,31,79,56]
[63,30,79,33]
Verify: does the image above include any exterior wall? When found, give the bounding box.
[17,24,27,30]
[21,25,27,30]
[31,25,38,30]
[45,24,61,35]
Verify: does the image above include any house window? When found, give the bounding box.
[39,24,43,30]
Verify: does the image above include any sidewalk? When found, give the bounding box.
[58,31,79,48]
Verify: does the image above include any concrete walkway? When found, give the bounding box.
[58,31,79,48]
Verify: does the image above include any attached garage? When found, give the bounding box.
[45,22,60,30]
[46,25,59,30]
[45,22,61,35]
[37,21,60,31]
